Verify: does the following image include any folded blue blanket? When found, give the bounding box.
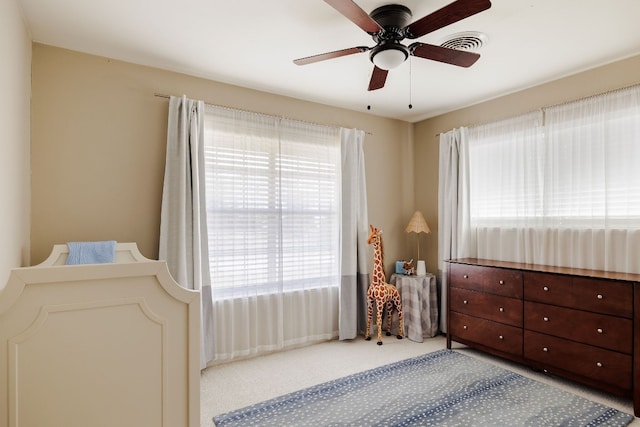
[65,241,116,265]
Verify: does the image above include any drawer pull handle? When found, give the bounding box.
[463,300,468,304]
[597,328,603,334]
[597,294,603,300]
[543,286,549,292]
[498,335,504,340]
[499,280,504,285]
[543,347,548,352]
[499,307,504,312]
[463,274,469,279]
[596,362,603,368]
[543,316,549,322]
[463,325,468,330]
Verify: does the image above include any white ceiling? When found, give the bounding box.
[17,0,640,122]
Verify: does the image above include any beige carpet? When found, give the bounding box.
[201,335,637,427]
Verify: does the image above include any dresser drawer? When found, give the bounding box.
[484,267,523,298]
[449,263,522,298]
[449,263,486,291]
[524,301,632,354]
[524,330,632,390]
[573,277,633,318]
[523,271,568,303]
[450,287,522,327]
[523,272,632,318]
[450,312,522,356]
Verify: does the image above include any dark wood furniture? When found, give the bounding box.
[446,258,640,417]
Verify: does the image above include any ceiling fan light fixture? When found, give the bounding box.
[370,43,408,70]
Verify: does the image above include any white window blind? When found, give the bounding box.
[468,112,544,224]
[203,106,341,299]
[468,85,640,229]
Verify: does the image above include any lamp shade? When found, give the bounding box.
[405,211,431,234]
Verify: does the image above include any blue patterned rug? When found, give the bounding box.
[213,349,634,426]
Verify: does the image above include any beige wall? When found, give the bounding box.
[31,44,415,273]
[31,43,640,277]
[0,0,31,285]
[414,54,640,275]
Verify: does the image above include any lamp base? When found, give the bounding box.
[416,260,426,276]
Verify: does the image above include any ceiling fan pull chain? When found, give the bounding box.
[367,66,372,110]
[409,58,413,109]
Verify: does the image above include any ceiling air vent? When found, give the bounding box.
[439,31,488,51]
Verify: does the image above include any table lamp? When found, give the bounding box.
[405,210,431,276]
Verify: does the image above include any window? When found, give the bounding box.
[468,86,640,229]
[203,106,341,298]
[468,112,544,225]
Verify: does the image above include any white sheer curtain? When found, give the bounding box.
[537,86,640,273]
[159,95,215,370]
[160,98,369,364]
[204,106,367,362]
[468,111,546,262]
[439,85,640,296]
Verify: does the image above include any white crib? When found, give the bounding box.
[0,243,200,427]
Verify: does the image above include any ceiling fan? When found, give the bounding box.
[294,0,492,91]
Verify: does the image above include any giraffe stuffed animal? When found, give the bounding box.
[365,225,404,345]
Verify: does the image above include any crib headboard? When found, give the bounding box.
[0,243,200,427]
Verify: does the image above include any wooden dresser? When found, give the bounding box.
[446,258,640,417]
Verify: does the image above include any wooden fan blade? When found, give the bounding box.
[405,0,491,39]
[324,0,383,34]
[368,66,388,91]
[410,43,480,67]
[294,47,369,65]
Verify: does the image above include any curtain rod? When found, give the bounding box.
[433,110,540,138]
[434,82,640,137]
[154,92,373,136]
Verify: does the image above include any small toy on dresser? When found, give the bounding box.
[403,259,415,275]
